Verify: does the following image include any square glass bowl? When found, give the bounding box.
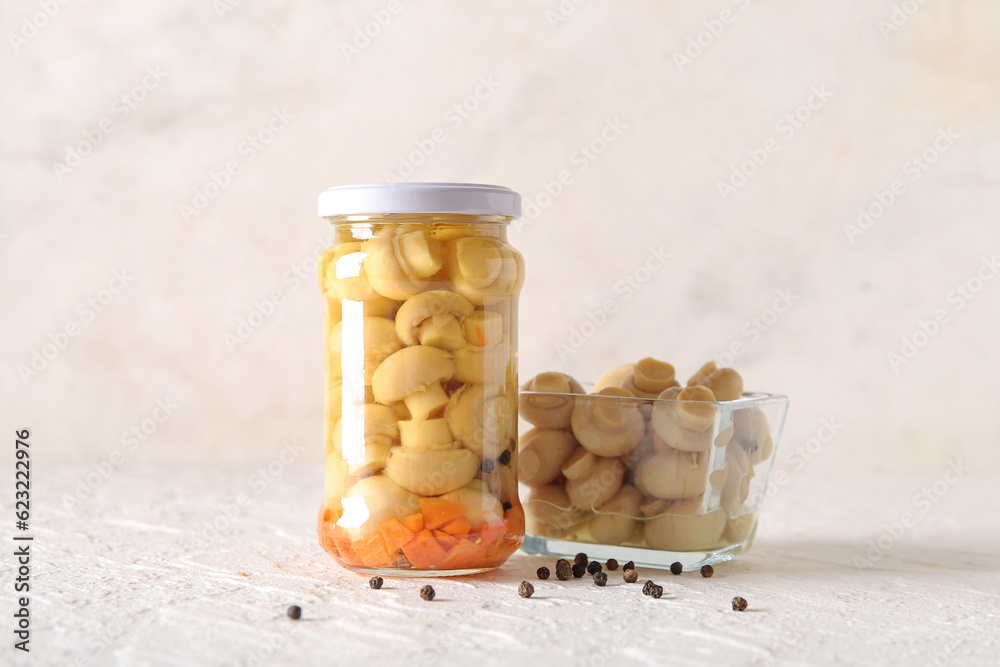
[517,390,788,569]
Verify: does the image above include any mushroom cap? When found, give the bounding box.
[371,346,454,405]
[649,385,718,452]
[724,514,756,544]
[686,361,719,387]
[732,407,773,465]
[593,363,635,392]
[565,455,625,511]
[633,443,709,500]
[462,311,504,349]
[517,428,579,487]
[328,404,398,456]
[621,357,679,398]
[641,496,727,551]
[384,447,480,496]
[362,232,444,300]
[339,474,420,538]
[519,372,586,429]
[445,384,513,456]
[394,290,475,347]
[453,341,511,385]
[698,367,744,401]
[329,316,402,384]
[439,485,504,529]
[588,484,642,545]
[447,237,523,305]
[570,387,646,457]
[320,242,379,301]
[323,452,351,508]
[524,483,593,533]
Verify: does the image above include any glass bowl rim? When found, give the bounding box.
[518,390,788,410]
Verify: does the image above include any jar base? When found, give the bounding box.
[341,565,498,578]
[520,535,752,571]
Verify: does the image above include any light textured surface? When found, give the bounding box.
[3,464,997,666]
[2,0,1000,472]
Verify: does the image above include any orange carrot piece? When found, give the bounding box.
[478,521,507,549]
[402,513,425,533]
[380,518,415,554]
[433,529,459,551]
[437,538,488,569]
[401,529,449,569]
[440,516,471,536]
[352,533,392,567]
[420,498,468,529]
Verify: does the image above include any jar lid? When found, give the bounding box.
[318,182,521,219]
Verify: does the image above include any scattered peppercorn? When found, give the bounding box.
[623,561,634,571]
[502,501,513,511]
[593,572,608,586]
[572,562,586,578]
[623,569,638,583]
[518,581,534,598]
[286,605,302,620]
[587,561,603,575]
[606,559,618,571]
[650,585,663,599]
[700,565,714,578]
[498,449,512,465]
[369,576,384,590]
[732,596,748,612]
[670,562,683,575]
[574,552,589,566]
[555,559,572,580]
[642,581,656,596]
[420,585,435,601]
[537,566,550,580]
[481,459,495,473]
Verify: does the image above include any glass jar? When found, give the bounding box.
[316,183,525,576]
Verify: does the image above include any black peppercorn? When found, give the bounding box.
[498,449,511,465]
[623,561,634,571]
[642,581,656,596]
[420,585,435,601]
[518,581,534,598]
[587,561,602,575]
[369,576,383,590]
[732,596,748,612]
[623,569,638,583]
[286,605,301,619]
[670,562,683,575]
[650,585,663,599]
[606,559,618,571]
[574,552,588,566]
[593,572,608,586]
[700,565,714,578]
[537,566,550,580]
[502,501,512,511]
[555,559,572,580]
[572,562,586,578]
[481,459,495,473]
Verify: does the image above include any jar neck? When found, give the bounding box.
[326,214,513,240]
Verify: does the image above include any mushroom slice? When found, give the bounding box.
[439,485,504,530]
[570,387,645,457]
[444,384,512,456]
[620,357,680,398]
[724,514,756,544]
[454,341,511,386]
[649,385,718,452]
[641,496,727,551]
[446,237,523,305]
[394,290,475,350]
[398,418,454,450]
[329,316,403,384]
[588,484,642,545]
[320,242,379,301]
[338,474,420,539]
[517,428,579,488]
[328,404,398,455]
[519,372,586,429]
[565,455,625,511]
[371,346,454,420]
[732,407,774,465]
[384,447,480,496]
[593,362,635,392]
[362,232,444,300]
[524,484,593,534]
[633,442,709,500]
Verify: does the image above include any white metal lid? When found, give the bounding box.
[318,182,521,219]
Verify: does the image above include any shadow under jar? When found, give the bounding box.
[316,183,525,576]
[518,389,789,569]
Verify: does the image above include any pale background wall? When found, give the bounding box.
[2,0,998,475]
